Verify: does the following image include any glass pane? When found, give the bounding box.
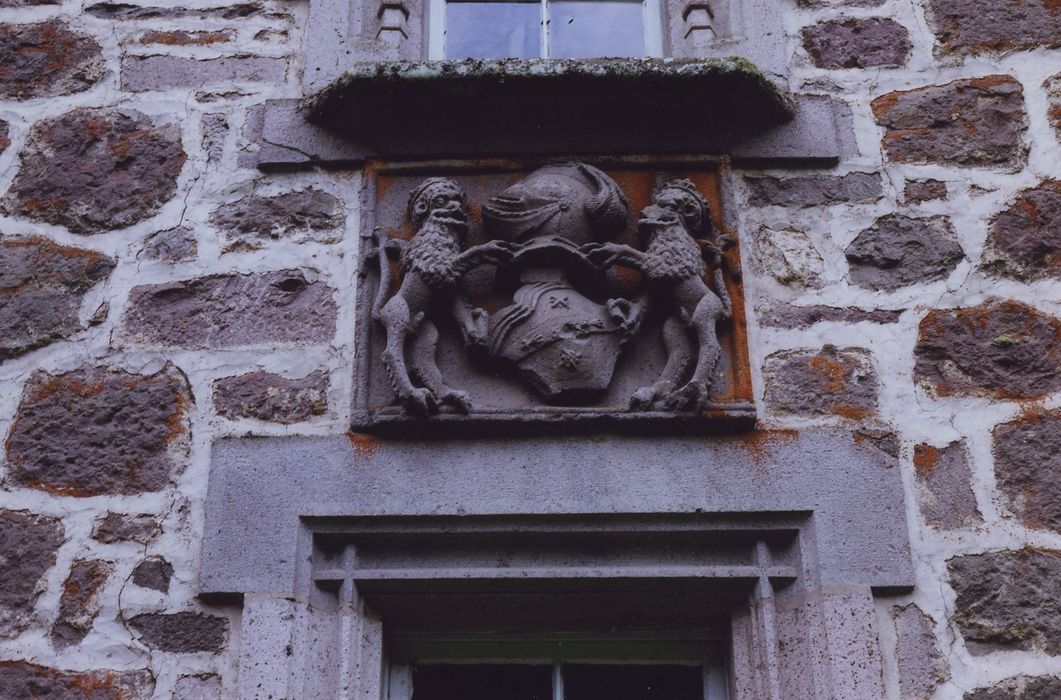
[447,3,541,59]
[411,664,553,700]
[563,664,704,700]
[549,2,645,58]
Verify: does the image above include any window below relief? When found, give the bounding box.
[429,0,665,59]
[385,636,730,700]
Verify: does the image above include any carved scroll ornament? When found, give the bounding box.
[364,162,740,424]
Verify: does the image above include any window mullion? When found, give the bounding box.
[541,0,550,58]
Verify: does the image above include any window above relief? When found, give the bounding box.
[430,0,664,60]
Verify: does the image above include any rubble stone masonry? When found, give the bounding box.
[0,0,1057,697]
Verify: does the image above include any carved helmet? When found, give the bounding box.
[482,163,628,246]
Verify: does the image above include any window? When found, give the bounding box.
[385,636,729,700]
[429,0,664,60]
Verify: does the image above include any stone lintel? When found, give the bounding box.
[252,92,850,170]
[199,429,913,598]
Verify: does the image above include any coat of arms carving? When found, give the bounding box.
[354,159,753,433]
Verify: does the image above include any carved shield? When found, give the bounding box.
[489,277,625,402]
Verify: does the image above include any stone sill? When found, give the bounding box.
[304,57,795,146]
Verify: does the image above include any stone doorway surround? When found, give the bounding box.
[200,430,912,698]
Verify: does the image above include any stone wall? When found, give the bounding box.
[0,0,1057,698]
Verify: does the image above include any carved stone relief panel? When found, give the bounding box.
[353,159,753,434]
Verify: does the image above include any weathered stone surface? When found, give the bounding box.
[5,365,192,497]
[139,227,197,262]
[201,113,228,164]
[855,427,900,459]
[763,345,878,419]
[0,0,59,5]
[0,662,153,699]
[0,120,9,153]
[982,181,1061,281]
[872,77,1026,169]
[802,18,910,69]
[893,604,948,699]
[913,441,981,529]
[0,236,116,361]
[131,556,173,592]
[211,189,344,251]
[0,21,104,100]
[965,676,1061,700]
[758,305,902,329]
[213,371,329,424]
[845,214,964,290]
[798,0,885,5]
[127,612,228,653]
[949,548,1061,655]
[0,510,64,638]
[174,673,221,700]
[121,55,287,92]
[122,271,337,348]
[137,29,233,46]
[4,108,185,234]
[91,512,160,544]
[905,179,947,204]
[926,0,1061,56]
[993,410,1061,533]
[86,2,278,19]
[752,227,825,288]
[1047,74,1061,139]
[914,301,1061,400]
[745,172,882,207]
[51,559,112,647]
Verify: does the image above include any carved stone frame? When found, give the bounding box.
[201,430,913,699]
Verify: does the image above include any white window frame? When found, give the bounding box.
[428,0,665,60]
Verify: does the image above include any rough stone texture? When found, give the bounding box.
[0,661,154,699]
[801,18,911,69]
[763,345,878,419]
[798,0,885,5]
[893,604,948,699]
[758,305,902,329]
[0,21,104,100]
[213,370,329,424]
[91,512,160,545]
[949,548,1061,655]
[745,172,882,207]
[913,301,1061,400]
[845,214,964,290]
[174,673,221,699]
[913,441,981,529]
[85,2,276,19]
[138,227,197,262]
[51,559,113,648]
[905,179,947,204]
[0,0,59,5]
[753,227,825,288]
[855,427,900,459]
[0,510,64,638]
[3,108,185,234]
[1047,74,1061,139]
[121,55,287,92]
[982,180,1061,281]
[210,189,344,251]
[5,365,192,497]
[137,29,233,46]
[122,270,337,348]
[964,676,1061,700]
[0,236,116,361]
[131,556,173,592]
[0,120,9,153]
[872,77,1026,169]
[992,410,1061,534]
[926,0,1061,56]
[201,113,228,164]
[127,612,228,653]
